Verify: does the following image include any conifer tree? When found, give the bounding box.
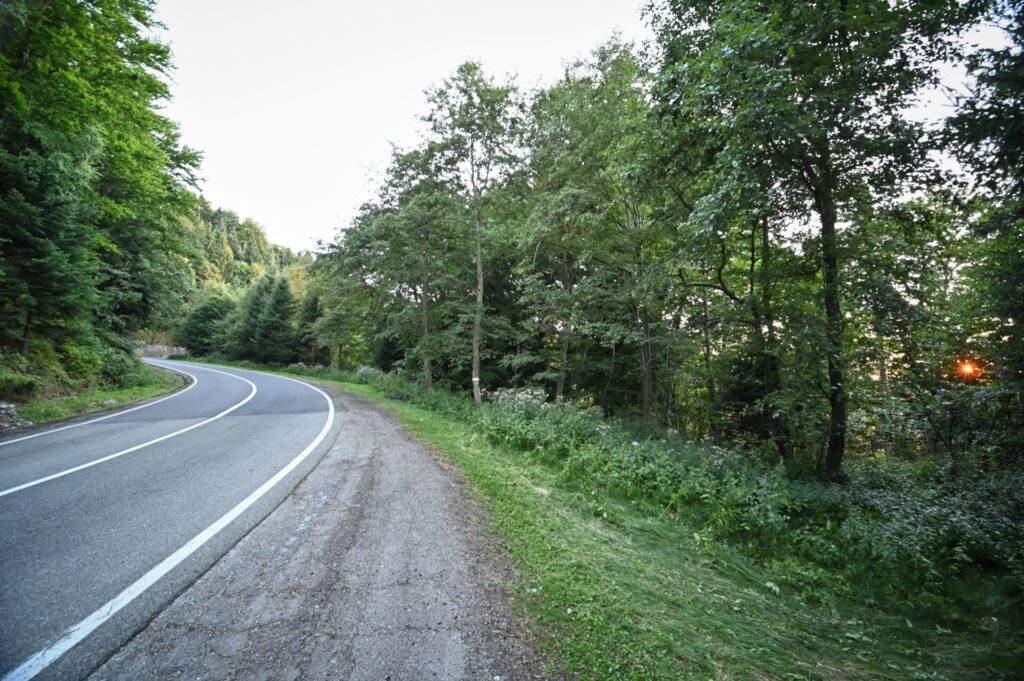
[227,275,274,359]
[254,278,299,364]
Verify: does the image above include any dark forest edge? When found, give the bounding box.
[0,0,304,408]
[2,0,1022,677]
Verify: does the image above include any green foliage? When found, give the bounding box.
[0,0,211,402]
[182,199,297,288]
[253,278,299,364]
[0,348,43,399]
[175,294,236,357]
[17,365,182,424]
[223,275,274,359]
[316,18,1023,475]
[239,360,1023,678]
[947,0,1024,199]
[244,359,1023,623]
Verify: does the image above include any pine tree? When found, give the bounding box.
[227,275,274,359]
[297,292,323,364]
[254,278,299,364]
[174,294,235,356]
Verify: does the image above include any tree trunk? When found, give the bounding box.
[700,294,718,439]
[471,212,484,404]
[816,183,847,478]
[759,216,789,460]
[420,285,434,391]
[761,217,776,347]
[555,328,570,401]
[601,343,617,409]
[880,356,894,457]
[640,307,653,419]
[21,313,31,358]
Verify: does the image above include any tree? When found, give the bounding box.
[226,275,274,359]
[948,0,1024,202]
[0,126,102,354]
[297,291,324,365]
[649,0,980,476]
[0,0,199,379]
[425,62,523,403]
[175,293,236,357]
[254,278,299,364]
[945,0,1024,462]
[527,42,670,416]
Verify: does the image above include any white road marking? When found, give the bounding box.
[0,367,257,498]
[0,363,198,448]
[2,367,336,681]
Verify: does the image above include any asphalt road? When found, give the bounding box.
[86,383,549,681]
[0,360,340,681]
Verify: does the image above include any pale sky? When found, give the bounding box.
[154,2,1007,253]
[154,0,652,252]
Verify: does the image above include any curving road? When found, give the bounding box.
[0,360,340,681]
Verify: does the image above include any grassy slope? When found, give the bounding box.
[15,365,184,424]
[190,361,1019,680]
[338,383,1015,681]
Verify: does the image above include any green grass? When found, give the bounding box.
[336,383,1017,680]
[16,366,184,424]
[182,360,1022,679]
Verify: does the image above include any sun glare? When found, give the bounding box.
[955,358,986,382]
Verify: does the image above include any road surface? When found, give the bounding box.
[1,360,547,680]
[0,361,338,680]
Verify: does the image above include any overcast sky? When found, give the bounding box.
[154,0,652,252]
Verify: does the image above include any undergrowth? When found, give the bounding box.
[1,336,168,403]
[15,365,183,423]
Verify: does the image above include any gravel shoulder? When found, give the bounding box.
[88,385,550,681]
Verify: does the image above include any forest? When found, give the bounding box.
[1,0,1022,677]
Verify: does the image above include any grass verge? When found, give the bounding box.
[338,383,1017,680]
[185,360,1022,680]
[15,365,184,424]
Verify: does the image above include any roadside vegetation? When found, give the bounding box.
[1,341,184,428]
[176,1,1023,676]
[13,365,183,424]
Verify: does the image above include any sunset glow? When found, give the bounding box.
[954,358,987,382]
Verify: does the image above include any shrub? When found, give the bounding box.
[354,365,385,384]
[60,341,103,384]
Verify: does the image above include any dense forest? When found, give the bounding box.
[292,1,1022,481]
[1,0,1022,674]
[0,0,302,399]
